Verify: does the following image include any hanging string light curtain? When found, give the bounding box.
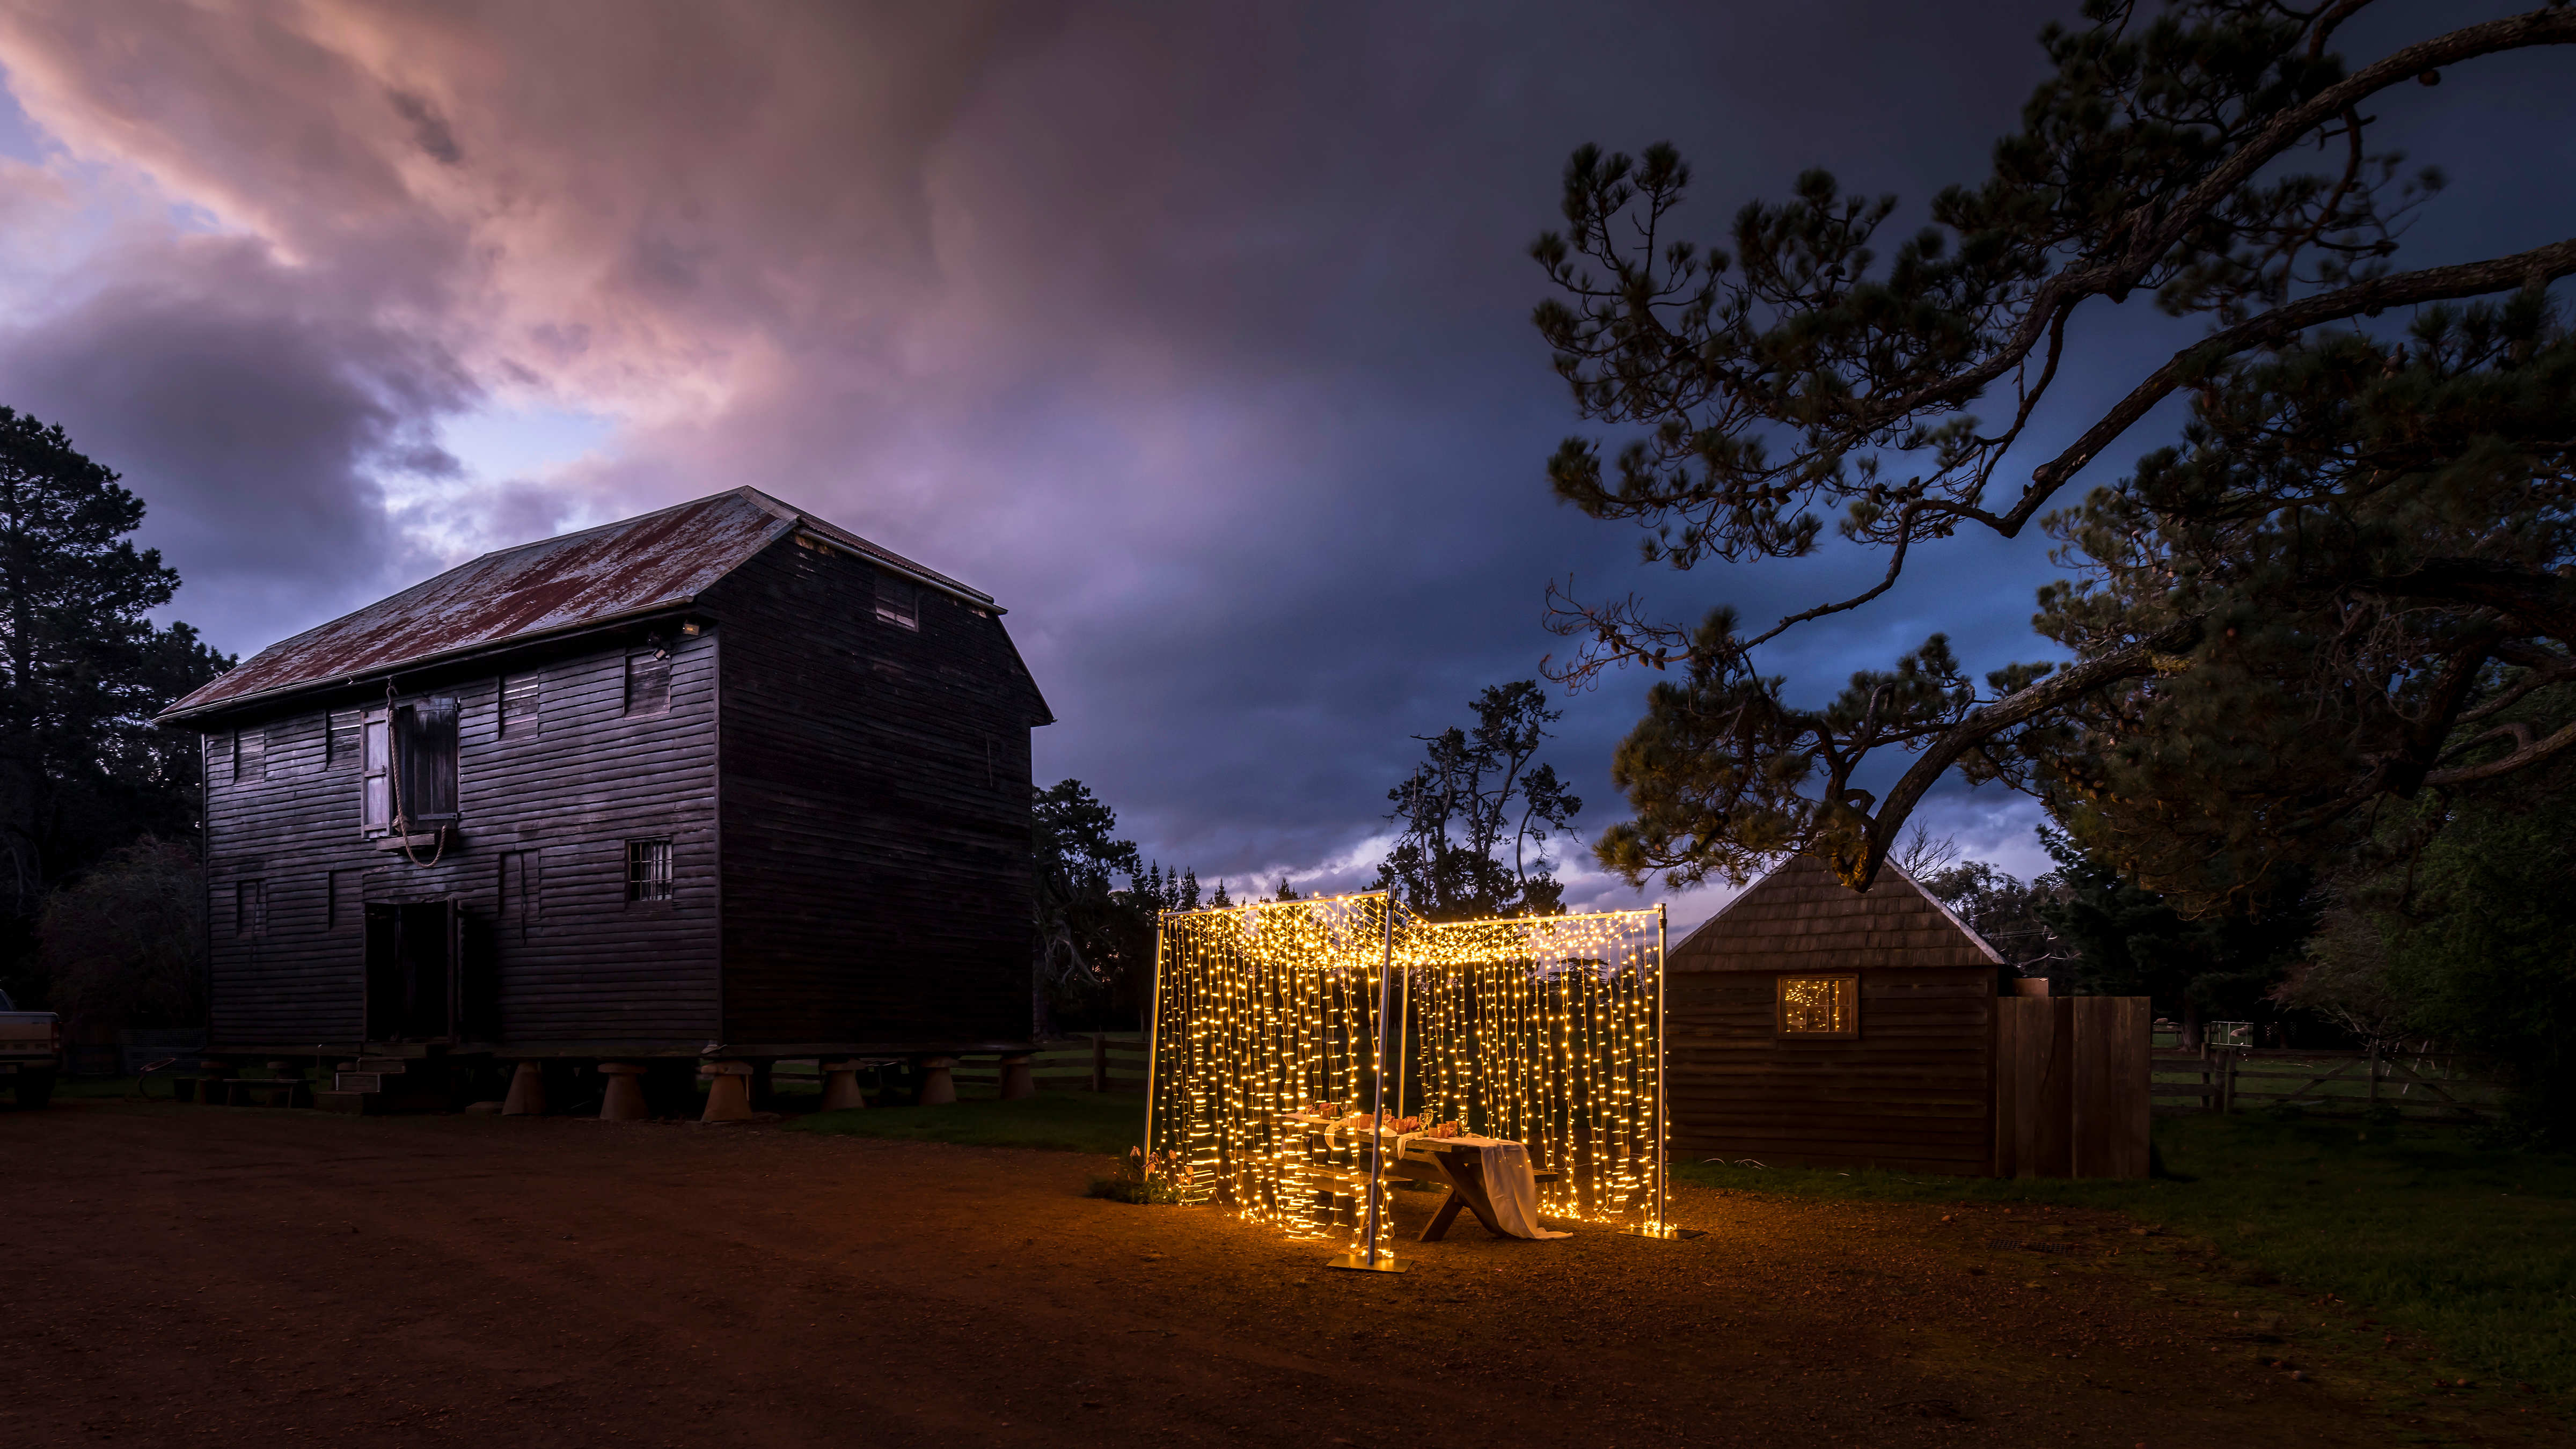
[1146,893,1668,1249]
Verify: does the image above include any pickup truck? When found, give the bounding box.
[0,987,61,1107]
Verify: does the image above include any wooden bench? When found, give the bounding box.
[1397,1145,1562,1242]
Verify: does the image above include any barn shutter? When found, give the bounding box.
[625,650,671,716]
[361,709,391,833]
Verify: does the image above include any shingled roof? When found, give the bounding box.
[159,487,996,723]
[1668,852,2002,972]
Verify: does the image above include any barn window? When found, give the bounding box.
[392,698,459,825]
[875,575,919,630]
[1776,974,1857,1038]
[501,674,540,735]
[235,727,265,781]
[204,733,229,785]
[626,651,671,716]
[236,879,267,938]
[329,711,361,767]
[626,838,674,903]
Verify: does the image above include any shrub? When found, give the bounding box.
[1086,1146,1193,1204]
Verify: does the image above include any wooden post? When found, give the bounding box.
[1092,1032,1107,1094]
[2368,1041,2381,1106]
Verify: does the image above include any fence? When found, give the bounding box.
[2151,1043,2500,1122]
[948,1033,1150,1095]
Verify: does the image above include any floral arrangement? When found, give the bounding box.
[1086,1146,1195,1205]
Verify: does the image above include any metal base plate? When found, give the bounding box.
[1621,1223,1706,1240]
[1324,1252,1410,1274]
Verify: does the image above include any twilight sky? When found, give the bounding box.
[1,1,2566,929]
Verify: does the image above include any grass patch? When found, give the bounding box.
[785,1090,1143,1157]
[1677,1114,2576,1397]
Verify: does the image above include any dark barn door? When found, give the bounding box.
[364,901,466,1042]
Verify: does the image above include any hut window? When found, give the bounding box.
[875,576,919,631]
[501,674,540,735]
[234,728,265,781]
[626,651,671,716]
[204,733,228,785]
[329,711,361,767]
[626,838,674,903]
[1776,974,1857,1038]
[236,879,267,938]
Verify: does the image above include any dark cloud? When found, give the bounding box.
[0,234,466,648]
[0,1,2566,923]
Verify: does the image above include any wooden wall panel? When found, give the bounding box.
[704,537,1044,1048]
[2073,996,2151,1179]
[1993,996,2150,1180]
[201,634,722,1053]
[1667,967,1995,1174]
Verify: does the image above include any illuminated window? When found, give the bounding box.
[1775,974,1857,1037]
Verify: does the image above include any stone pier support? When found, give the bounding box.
[916,1056,957,1107]
[700,1060,756,1122]
[598,1062,650,1121]
[502,1060,546,1116]
[998,1053,1037,1101]
[819,1060,867,1111]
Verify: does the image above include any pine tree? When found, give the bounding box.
[1376,681,1582,919]
[0,408,226,1005]
[1535,2,2576,911]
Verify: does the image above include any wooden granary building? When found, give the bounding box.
[157,487,1051,1108]
[1665,853,2151,1179]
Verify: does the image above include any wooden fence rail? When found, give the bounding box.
[2151,1045,2498,1120]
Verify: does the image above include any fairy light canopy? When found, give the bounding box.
[1146,892,1672,1250]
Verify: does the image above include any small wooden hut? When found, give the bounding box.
[1666,853,2148,1178]
[1665,854,2002,1174]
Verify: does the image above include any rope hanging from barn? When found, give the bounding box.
[1145,894,1671,1262]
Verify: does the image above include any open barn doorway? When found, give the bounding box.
[363,901,497,1044]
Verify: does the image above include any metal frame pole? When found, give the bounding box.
[1656,903,1668,1228]
[1330,890,1407,1272]
[1624,902,1701,1240]
[1143,911,1166,1164]
[1363,890,1395,1265]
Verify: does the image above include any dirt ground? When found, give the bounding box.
[0,1101,2554,1448]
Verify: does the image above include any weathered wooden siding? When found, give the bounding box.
[705,535,1043,1047]
[1667,968,1997,1174]
[201,633,721,1052]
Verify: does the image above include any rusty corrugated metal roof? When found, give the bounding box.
[159,486,996,722]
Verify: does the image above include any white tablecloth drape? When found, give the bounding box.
[1461,1138,1571,1240]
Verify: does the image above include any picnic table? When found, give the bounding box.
[1283,1113,1567,1242]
